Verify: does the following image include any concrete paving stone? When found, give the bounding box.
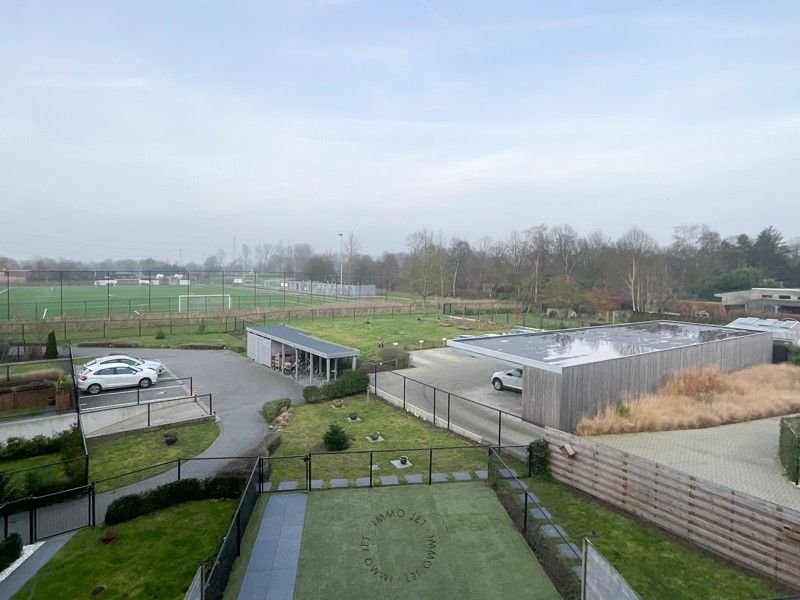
[250,540,278,567]
[431,472,448,483]
[277,481,298,491]
[268,568,298,588]
[356,477,371,487]
[557,542,581,559]
[404,473,423,484]
[540,524,567,538]
[499,468,519,478]
[508,478,528,489]
[309,479,323,489]
[260,482,272,492]
[529,507,552,520]
[330,478,348,488]
[380,475,399,486]
[237,576,269,600]
[474,470,488,480]
[452,471,471,481]
[264,584,294,600]
[573,565,583,579]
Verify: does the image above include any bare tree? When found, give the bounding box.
[552,224,580,280]
[343,232,360,283]
[617,228,657,312]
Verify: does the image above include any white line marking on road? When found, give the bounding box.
[81,384,188,399]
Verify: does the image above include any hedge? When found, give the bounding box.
[302,370,370,405]
[0,426,83,461]
[104,476,245,525]
[528,439,550,477]
[779,416,800,483]
[262,398,292,423]
[0,534,22,572]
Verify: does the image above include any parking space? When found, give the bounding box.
[75,360,192,410]
[402,348,523,415]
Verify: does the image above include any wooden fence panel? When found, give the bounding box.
[545,428,800,590]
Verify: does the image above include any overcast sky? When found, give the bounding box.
[1,1,799,263]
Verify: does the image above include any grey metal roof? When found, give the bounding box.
[727,317,800,345]
[447,320,761,371]
[246,325,360,359]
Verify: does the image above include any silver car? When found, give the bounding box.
[81,354,165,375]
[78,362,159,395]
[490,367,522,391]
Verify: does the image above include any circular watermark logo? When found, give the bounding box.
[358,507,438,584]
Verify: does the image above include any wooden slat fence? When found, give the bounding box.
[545,428,800,590]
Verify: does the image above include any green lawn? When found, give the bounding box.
[0,405,47,420]
[88,420,220,492]
[0,453,74,498]
[294,483,560,600]
[11,499,235,600]
[269,394,487,487]
[74,332,246,353]
[526,476,783,600]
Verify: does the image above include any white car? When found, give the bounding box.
[81,354,165,375]
[490,367,523,391]
[78,362,159,395]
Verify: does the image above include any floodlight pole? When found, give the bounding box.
[338,233,343,298]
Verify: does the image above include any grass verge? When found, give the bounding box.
[11,499,235,600]
[526,476,782,600]
[88,420,220,492]
[0,453,72,496]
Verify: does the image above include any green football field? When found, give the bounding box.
[0,282,339,320]
[294,483,561,600]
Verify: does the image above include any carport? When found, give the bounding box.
[246,324,359,384]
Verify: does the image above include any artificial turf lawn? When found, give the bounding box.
[269,394,487,486]
[293,482,560,600]
[88,420,220,492]
[11,499,235,600]
[526,476,782,600]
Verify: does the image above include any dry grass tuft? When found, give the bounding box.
[577,363,800,436]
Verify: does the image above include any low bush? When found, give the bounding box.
[319,369,369,400]
[105,476,246,525]
[303,386,324,403]
[323,423,350,452]
[0,533,23,572]
[44,331,58,359]
[163,431,178,446]
[528,439,550,478]
[0,425,82,461]
[155,328,165,340]
[262,398,292,424]
[376,346,411,369]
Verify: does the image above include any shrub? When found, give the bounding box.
[105,476,243,525]
[44,331,58,359]
[779,416,800,482]
[155,328,165,340]
[262,398,292,423]
[790,347,800,366]
[528,439,550,478]
[163,431,178,446]
[376,346,411,369]
[0,425,82,461]
[319,369,369,400]
[303,386,324,403]
[323,423,350,451]
[615,402,631,418]
[0,534,23,572]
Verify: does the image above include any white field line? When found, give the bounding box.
[42,308,48,318]
[0,288,8,295]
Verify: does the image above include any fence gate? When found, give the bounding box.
[582,539,641,600]
[2,484,94,543]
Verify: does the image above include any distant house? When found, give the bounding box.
[715,288,800,315]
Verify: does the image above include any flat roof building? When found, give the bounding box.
[715,288,800,315]
[449,321,771,431]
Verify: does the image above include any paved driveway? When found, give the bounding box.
[597,415,800,510]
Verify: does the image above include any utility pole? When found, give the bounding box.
[338,233,343,298]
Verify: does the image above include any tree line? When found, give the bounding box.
[2,224,799,311]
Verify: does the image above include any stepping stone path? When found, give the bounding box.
[474,470,488,480]
[557,542,581,559]
[404,473,423,484]
[277,481,298,491]
[329,478,348,488]
[529,507,552,520]
[508,479,528,490]
[499,468,518,478]
[540,524,567,538]
[356,477,371,487]
[310,480,323,490]
[452,471,471,481]
[238,493,307,600]
[380,475,399,486]
[431,472,448,483]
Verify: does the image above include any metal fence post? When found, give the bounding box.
[523,492,528,532]
[137,387,140,405]
[147,403,151,427]
[447,393,451,430]
[307,454,312,490]
[369,452,373,488]
[433,389,437,427]
[178,458,182,480]
[91,483,96,526]
[428,449,433,485]
[403,376,406,410]
[498,412,502,446]
[258,456,264,492]
[236,511,242,556]
[28,500,35,544]
[190,377,193,394]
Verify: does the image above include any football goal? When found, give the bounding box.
[178,294,232,312]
